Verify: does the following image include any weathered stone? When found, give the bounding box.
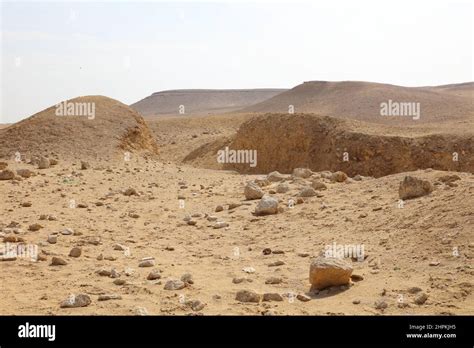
[263,293,283,302]
[292,168,312,178]
[69,247,82,258]
[60,294,91,308]
[399,176,433,200]
[255,195,279,216]
[235,290,261,303]
[164,279,186,290]
[51,256,67,266]
[309,257,353,290]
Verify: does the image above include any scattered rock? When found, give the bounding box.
[61,228,74,235]
[215,205,224,212]
[263,293,283,302]
[80,161,90,170]
[268,260,285,267]
[228,203,241,210]
[255,195,279,216]
[399,176,433,200]
[28,223,43,231]
[235,290,261,303]
[181,273,194,285]
[374,299,388,310]
[242,267,255,274]
[16,169,33,178]
[437,174,461,184]
[188,300,205,312]
[311,181,327,190]
[51,256,67,266]
[414,292,428,305]
[331,171,347,182]
[267,171,287,182]
[309,257,353,290]
[147,270,162,280]
[38,157,50,169]
[134,307,148,316]
[292,168,312,178]
[276,183,289,193]
[123,188,138,196]
[69,247,82,258]
[407,287,423,294]
[164,279,186,290]
[0,169,15,180]
[60,294,91,308]
[254,178,270,187]
[98,294,122,301]
[213,221,229,229]
[139,258,155,267]
[265,277,282,284]
[350,274,364,282]
[244,182,265,200]
[298,187,317,197]
[47,235,57,244]
[113,243,127,251]
[297,294,311,302]
[262,248,272,255]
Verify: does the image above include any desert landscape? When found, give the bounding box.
[0,81,473,316]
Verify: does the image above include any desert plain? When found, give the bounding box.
[0,81,473,315]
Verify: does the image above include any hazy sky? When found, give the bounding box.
[1,0,472,123]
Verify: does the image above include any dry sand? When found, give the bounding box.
[0,83,473,316]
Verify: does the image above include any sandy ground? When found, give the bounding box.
[1,157,472,315]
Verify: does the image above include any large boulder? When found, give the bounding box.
[309,257,353,290]
[399,176,433,200]
[255,195,279,215]
[244,181,264,200]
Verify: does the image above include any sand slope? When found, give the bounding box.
[0,96,158,162]
[240,81,473,124]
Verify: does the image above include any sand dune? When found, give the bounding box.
[0,96,158,162]
[131,89,287,117]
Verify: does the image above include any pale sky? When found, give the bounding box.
[1,0,472,123]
